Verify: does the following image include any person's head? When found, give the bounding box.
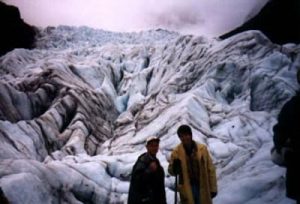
[146,136,160,156]
[177,124,193,146]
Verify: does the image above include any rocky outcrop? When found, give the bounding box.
[0,2,36,56]
[220,0,300,44]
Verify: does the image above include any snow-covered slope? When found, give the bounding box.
[0,26,299,204]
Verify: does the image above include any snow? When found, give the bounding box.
[0,26,299,204]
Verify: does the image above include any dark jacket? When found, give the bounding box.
[128,153,166,204]
[273,92,300,201]
[0,187,9,204]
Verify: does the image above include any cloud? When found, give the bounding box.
[3,0,268,36]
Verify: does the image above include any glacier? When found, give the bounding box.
[0,26,299,204]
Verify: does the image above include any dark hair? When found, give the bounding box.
[177,125,192,137]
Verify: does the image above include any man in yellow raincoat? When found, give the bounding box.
[168,125,217,204]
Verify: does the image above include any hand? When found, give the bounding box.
[149,161,158,172]
[211,192,217,198]
[173,159,181,175]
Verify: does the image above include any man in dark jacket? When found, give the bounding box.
[273,70,300,204]
[128,136,166,204]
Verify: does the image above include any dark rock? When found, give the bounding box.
[0,2,36,56]
[219,0,300,44]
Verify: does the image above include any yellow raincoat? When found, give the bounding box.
[168,143,217,204]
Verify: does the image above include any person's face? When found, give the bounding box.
[146,141,159,156]
[179,133,193,147]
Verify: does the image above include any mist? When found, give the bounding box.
[3,0,269,36]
